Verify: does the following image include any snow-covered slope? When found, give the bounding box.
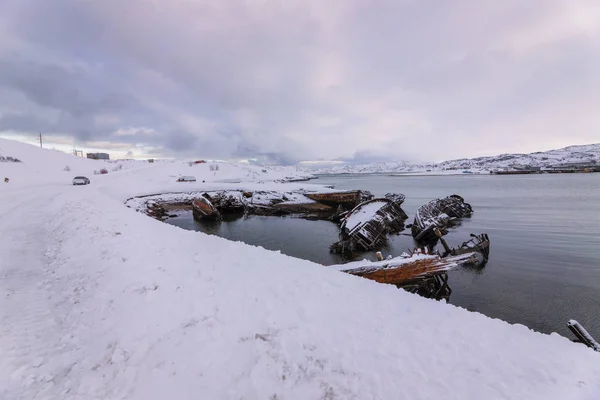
[0,139,118,184]
[0,139,314,188]
[1,138,599,400]
[316,143,600,174]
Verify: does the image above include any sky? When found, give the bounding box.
[0,0,599,164]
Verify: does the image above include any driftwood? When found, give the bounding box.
[411,195,473,245]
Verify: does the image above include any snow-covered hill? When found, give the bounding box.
[315,143,600,174]
[0,138,314,187]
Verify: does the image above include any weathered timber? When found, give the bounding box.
[331,250,484,286]
[203,191,245,213]
[330,195,408,254]
[305,190,373,208]
[331,232,489,288]
[446,233,490,262]
[412,195,473,246]
[132,189,377,221]
[192,197,222,221]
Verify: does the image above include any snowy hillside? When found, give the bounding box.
[1,137,600,400]
[0,138,314,188]
[315,143,600,174]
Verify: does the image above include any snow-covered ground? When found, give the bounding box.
[1,138,599,400]
[314,143,600,174]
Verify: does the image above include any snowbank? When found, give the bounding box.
[1,138,599,400]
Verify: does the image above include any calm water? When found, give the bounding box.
[166,173,600,338]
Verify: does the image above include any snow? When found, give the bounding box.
[343,200,387,232]
[328,254,434,272]
[124,190,319,214]
[1,138,600,400]
[313,143,600,174]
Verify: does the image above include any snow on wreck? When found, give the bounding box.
[330,233,490,300]
[331,193,408,254]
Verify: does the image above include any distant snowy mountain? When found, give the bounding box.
[314,143,600,174]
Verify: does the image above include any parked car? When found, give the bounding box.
[177,176,196,182]
[73,176,90,185]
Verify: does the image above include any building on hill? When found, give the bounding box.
[87,152,110,160]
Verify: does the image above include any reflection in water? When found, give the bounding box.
[401,272,452,302]
[199,212,245,235]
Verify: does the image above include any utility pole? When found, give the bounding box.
[38,132,43,148]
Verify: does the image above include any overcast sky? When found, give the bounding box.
[0,0,599,163]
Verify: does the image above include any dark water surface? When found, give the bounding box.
[166,173,600,338]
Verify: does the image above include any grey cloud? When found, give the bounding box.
[340,150,411,165]
[0,0,599,162]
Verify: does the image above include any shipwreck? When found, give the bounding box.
[304,190,373,208]
[192,197,221,221]
[129,188,492,300]
[330,193,408,255]
[411,195,473,246]
[330,233,490,300]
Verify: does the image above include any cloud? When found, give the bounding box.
[0,0,599,163]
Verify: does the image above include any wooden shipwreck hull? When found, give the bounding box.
[331,233,489,288]
[192,197,221,221]
[331,194,408,254]
[203,191,245,213]
[305,190,373,208]
[412,195,473,245]
[446,233,490,261]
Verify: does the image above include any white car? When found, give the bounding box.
[73,176,90,185]
[177,176,196,182]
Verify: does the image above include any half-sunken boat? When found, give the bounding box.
[192,197,221,221]
[330,193,408,254]
[330,233,489,299]
[411,195,473,245]
[332,233,489,283]
[444,233,490,261]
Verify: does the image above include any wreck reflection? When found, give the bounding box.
[401,272,452,302]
